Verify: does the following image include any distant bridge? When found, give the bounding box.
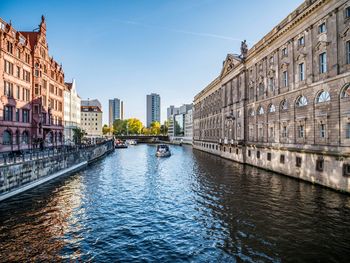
[115,135,169,143]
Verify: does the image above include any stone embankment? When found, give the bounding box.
[0,140,114,201]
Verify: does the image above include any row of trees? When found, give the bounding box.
[102,118,168,136]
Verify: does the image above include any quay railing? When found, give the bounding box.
[0,141,112,167]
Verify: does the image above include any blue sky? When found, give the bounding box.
[0,0,303,125]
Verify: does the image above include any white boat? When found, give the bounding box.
[156,144,171,157]
[126,139,137,145]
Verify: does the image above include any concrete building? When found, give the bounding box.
[146,93,160,127]
[168,104,193,144]
[193,0,350,192]
[109,98,123,127]
[0,16,66,152]
[167,105,179,119]
[80,99,103,138]
[64,79,81,142]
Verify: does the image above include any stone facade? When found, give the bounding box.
[193,0,350,192]
[0,16,66,152]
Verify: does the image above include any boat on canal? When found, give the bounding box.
[155,144,171,157]
[115,139,128,149]
[126,139,137,145]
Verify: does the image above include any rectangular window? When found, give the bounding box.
[280,155,285,164]
[320,124,326,138]
[16,86,20,100]
[15,108,19,122]
[248,150,251,157]
[4,106,13,121]
[346,123,350,139]
[298,125,304,138]
[269,78,274,91]
[4,81,13,97]
[257,151,260,159]
[319,23,326,33]
[316,159,324,172]
[283,71,288,87]
[16,66,20,78]
[282,126,287,138]
[4,60,14,75]
[22,109,29,123]
[299,63,305,81]
[267,152,271,161]
[344,164,350,176]
[7,41,13,53]
[347,7,350,18]
[296,157,302,167]
[319,52,327,73]
[298,36,305,46]
[282,47,288,56]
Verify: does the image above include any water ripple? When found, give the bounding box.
[1,145,350,262]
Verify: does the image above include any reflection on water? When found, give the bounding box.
[0,144,350,262]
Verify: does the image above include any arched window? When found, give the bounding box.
[316,91,330,103]
[47,132,53,143]
[268,104,276,113]
[296,96,308,107]
[257,106,264,115]
[3,130,12,145]
[280,99,288,110]
[22,131,29,144]
[341,84,350,98]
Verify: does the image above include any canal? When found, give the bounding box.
[0,144,350,262]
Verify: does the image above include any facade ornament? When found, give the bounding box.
[240,40,248,59]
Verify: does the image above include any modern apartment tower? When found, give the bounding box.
[109,98,124,127]
[146,93,160,127]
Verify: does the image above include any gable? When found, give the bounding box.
[220,54,242,78]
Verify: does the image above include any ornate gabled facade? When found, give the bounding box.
[0,16,66,152]
[193,0,350,192]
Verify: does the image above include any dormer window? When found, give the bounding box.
[298,36,305,46]
[319,23,326,34]
[282,47,288,57]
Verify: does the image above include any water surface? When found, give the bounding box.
[1,144,350,262]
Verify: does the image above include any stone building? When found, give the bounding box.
[0,16,66,152]
[0,18,32,152]
[80,99,103,138]
[64,79,81,142]
[193,0,350,192]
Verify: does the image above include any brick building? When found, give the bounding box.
[193,0,350,192]
[0,16,65,152]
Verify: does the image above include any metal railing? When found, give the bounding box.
[0,141,111,166]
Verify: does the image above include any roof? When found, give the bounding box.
[65,82,73,90]
[81,99,102,109]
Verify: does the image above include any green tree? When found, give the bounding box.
[113,119,127,135]
[142,127,151,135]
[72,127,86,144]
[102,124,113,135]
[150,121,161,135]
[160,120,169,135]
[127,118,143,135]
